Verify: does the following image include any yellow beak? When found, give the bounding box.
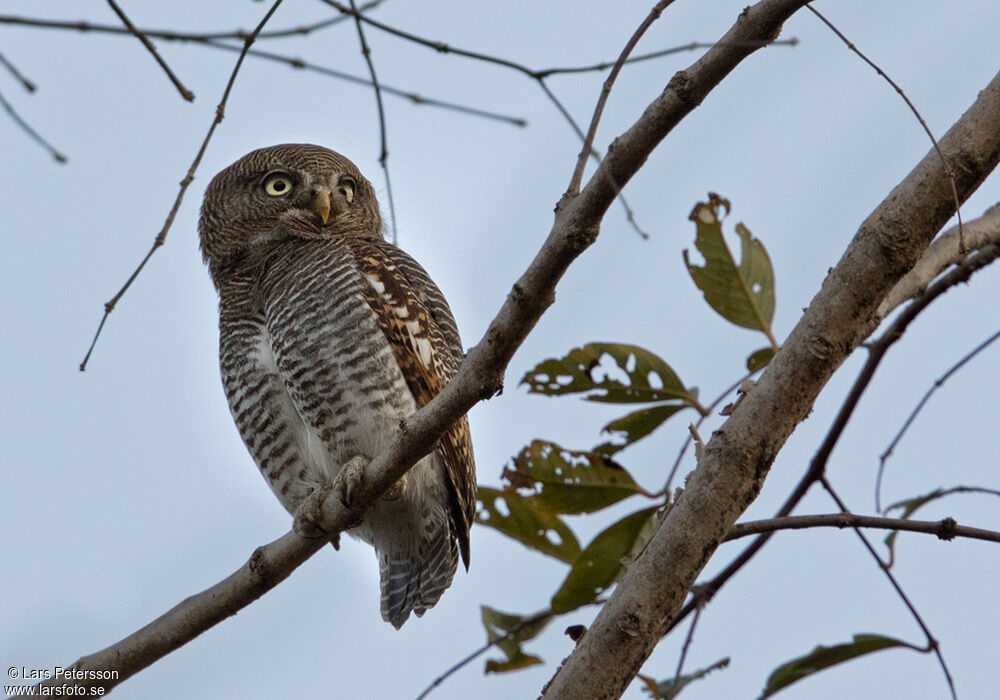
[311,189,332,225]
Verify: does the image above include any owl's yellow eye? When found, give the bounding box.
[263,173,294,196]
[338,179,355,204]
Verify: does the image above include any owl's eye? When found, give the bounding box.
[338,179,355,204]
[263,173,295,196]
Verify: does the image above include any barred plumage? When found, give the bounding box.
[199,144,475,628]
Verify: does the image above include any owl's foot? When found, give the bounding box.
[293,485,339,547]
[336,454,369,508]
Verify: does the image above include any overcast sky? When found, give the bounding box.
[2,2,999,699]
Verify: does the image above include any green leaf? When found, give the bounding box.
[594,404,687,456]
[684,194,776,338]
[551,507,659,614]
[502,440,648,513]
[746,346,775,371]
[475,486,581,563]
[521,343,700,406]
[759,634,916,698]
[481,606,553,674]
[638,658,730,700]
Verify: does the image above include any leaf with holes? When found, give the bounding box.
[481,606,553,674]
[521,342,700,406]
[476,486,581,563]
[550,507,659,614]
[759,634,916,698]
[638,658,730,700]
[502,440,649,513]
[595,404,689,456]
[684,194,776,337]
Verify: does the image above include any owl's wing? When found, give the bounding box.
[348,238,475,568]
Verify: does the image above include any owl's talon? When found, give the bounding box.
[336,455,369,508]
[293,485,333,539]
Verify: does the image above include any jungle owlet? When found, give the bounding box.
[199,144,475,628]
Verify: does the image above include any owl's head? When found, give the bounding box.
[199,144,382,272]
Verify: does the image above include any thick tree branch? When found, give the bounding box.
[542,21,1000,700]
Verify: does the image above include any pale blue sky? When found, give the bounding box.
[2,2,998,699]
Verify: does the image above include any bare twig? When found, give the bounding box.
[0,3,383,42]
[820,478,956,699]
[568,0,678,195]
[105,0,194,101]
[79,0,286,371]
[412,608,556,700]
[726,512,1000,544]
[201,39,526,126]
[0,49,36,91]
[671,604,703,687]
[806,4,965,252]
[535,38,798,77]
[877,325,1000,509]
[0,88,66,162]
[348,0,397,242]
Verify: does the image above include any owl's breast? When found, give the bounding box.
[247,239,417,496]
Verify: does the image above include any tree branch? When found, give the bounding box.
[541,7,1000,699]
[877,203,1000,320]
[726,513,1000,544]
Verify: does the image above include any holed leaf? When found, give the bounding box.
[595,404,688,456]
[684,194,776,337]
[502,440,648,514]
[638,658,730,700]
[481,606,553,674]
[759,634,915,698]
[521,343,699,406]
[476,486,581,563]
[551,507,659,614]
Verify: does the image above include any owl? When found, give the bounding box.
[199,144,475,628]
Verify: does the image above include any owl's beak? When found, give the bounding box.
[310,189,332,225]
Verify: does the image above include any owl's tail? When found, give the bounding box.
[378,514,459,629]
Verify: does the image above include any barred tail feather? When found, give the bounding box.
[378,517,459,629]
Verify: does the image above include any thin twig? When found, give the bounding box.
[870,241,1000,508]
[412,609,556,700]
[0,49,36,91]
[536,78,648,237]
[535,38,798,77]
[79,0,287,371]
[820,478,957,699]
[726,512,1000,544]
[671,604,703,686]
[806,4,965,252]
[0,88,66,162]
[105,0,194,101]
[0,3,383,42]
[878,326,1000,508]
[568,0,678,195]
[663,370,756,494]
[348,0,397,243]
